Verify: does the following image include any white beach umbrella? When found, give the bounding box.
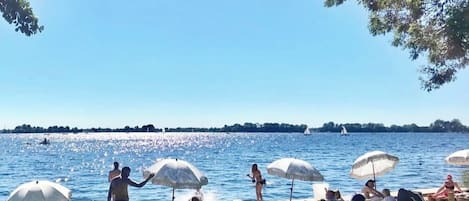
[445,149,469,166]
[7,180,71,201]
[350,150,399,181]
[143,158,208,201]
[267,158,324,201]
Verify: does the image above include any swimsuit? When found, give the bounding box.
[445,183,455,190]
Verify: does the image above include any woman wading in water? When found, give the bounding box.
[247,164,265,201]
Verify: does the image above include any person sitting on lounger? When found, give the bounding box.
[430,174,463,200]
[361,180,384,200]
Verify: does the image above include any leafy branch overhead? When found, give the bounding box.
[325,0,469,91]
[0,0,43,36]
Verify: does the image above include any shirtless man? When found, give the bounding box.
[109,162,121,182]
[107,166,155,201]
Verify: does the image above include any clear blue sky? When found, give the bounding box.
[1,0,468,129]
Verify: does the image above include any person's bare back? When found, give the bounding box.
[108,162,121,182]
[110,177,130,201]
[107,166,154,201]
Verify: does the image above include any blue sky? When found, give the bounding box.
[1,0,468,128]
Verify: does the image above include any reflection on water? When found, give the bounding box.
[0,132,468,201]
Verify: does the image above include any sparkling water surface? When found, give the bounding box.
[0,132,468,201]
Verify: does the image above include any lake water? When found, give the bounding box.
[0,132,468,201]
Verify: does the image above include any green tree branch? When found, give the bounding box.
[0,0,43,36]
[325,0,469,91]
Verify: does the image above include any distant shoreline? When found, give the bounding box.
[1,119,468,134]
[2,131,468,134]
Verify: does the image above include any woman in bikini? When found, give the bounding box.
[248,164,264,201]
[431,174,463,200]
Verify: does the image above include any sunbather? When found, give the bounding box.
[430,174,463,200]
[361,179,385,200]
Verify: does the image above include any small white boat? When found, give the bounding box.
[304,126,311,136]
[340,126,349,136]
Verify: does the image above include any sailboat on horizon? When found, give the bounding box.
[340,126,349,136]
[304,126,312,136]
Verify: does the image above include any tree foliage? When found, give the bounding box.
[325,0,469,91]
[0,0,43,36]
[1,120,467,133]
[318,119,468,132]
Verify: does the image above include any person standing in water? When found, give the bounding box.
[109,162,121,182]
[247,164,264,201]
[107,166,154,201]
[108,162,121,201]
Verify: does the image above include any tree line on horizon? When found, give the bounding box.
[0,119,467,134]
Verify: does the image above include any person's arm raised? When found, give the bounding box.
[127,173,155,188]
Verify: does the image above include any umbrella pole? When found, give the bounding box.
[172,188,175,201]
[372,161,376,190]
[290,178,294,201]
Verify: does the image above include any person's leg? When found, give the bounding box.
[259,185,263,201]
[256,183,262,201]
[254,184,259,201]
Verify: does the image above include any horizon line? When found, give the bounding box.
[1,118,464,130]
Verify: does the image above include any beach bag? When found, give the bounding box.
[397,188,425,201]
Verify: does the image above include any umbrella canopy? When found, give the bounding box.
[445,149,469,166]
[267,158,324,201]
[143,158,208,201]
[350,150,399,180]
[7,180,71,201]
[267,158,324,181]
